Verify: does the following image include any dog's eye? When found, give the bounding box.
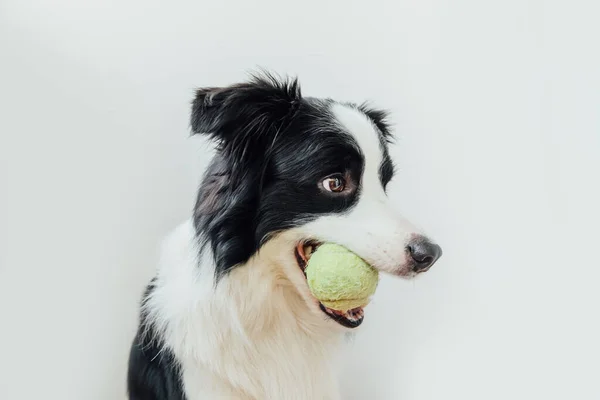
[322,175,346,193]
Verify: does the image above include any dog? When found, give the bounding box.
[127,73,442,400]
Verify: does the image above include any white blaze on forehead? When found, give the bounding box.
[329,103,384,192]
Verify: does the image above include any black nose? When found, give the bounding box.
[407,237,442,272]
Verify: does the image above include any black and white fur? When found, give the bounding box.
[127,73,442,400]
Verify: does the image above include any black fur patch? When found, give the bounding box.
[127,284,186,400]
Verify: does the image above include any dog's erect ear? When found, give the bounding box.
[190,73,301,151]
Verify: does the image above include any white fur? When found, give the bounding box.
[145,105,423,399]
[146,221,345,399]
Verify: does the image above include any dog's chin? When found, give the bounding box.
[396,264,433,280]
[396,269,419,280]
[294,241,365,329]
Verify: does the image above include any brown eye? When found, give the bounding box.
[322,175,346,193]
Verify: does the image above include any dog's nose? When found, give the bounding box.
[407,237,442,272]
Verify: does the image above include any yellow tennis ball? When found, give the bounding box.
[305,243,379,311]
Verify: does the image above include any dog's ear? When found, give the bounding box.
[191,73,302,277]
[191,73,301,153]
[358,102,393,144]
[358,103,396,187]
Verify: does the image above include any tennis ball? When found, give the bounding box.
[305,243,379,311]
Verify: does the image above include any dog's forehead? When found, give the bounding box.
[329,103,384,167]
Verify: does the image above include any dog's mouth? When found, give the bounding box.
[295,241,365,329]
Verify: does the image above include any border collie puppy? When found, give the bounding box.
[127,73,442,400]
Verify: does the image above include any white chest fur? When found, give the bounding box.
[144,220,345,400]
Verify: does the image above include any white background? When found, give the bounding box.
[1,0,598,399]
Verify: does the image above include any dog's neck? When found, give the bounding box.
[145,220,344,399]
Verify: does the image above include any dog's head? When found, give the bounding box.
[191,73,442,329]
